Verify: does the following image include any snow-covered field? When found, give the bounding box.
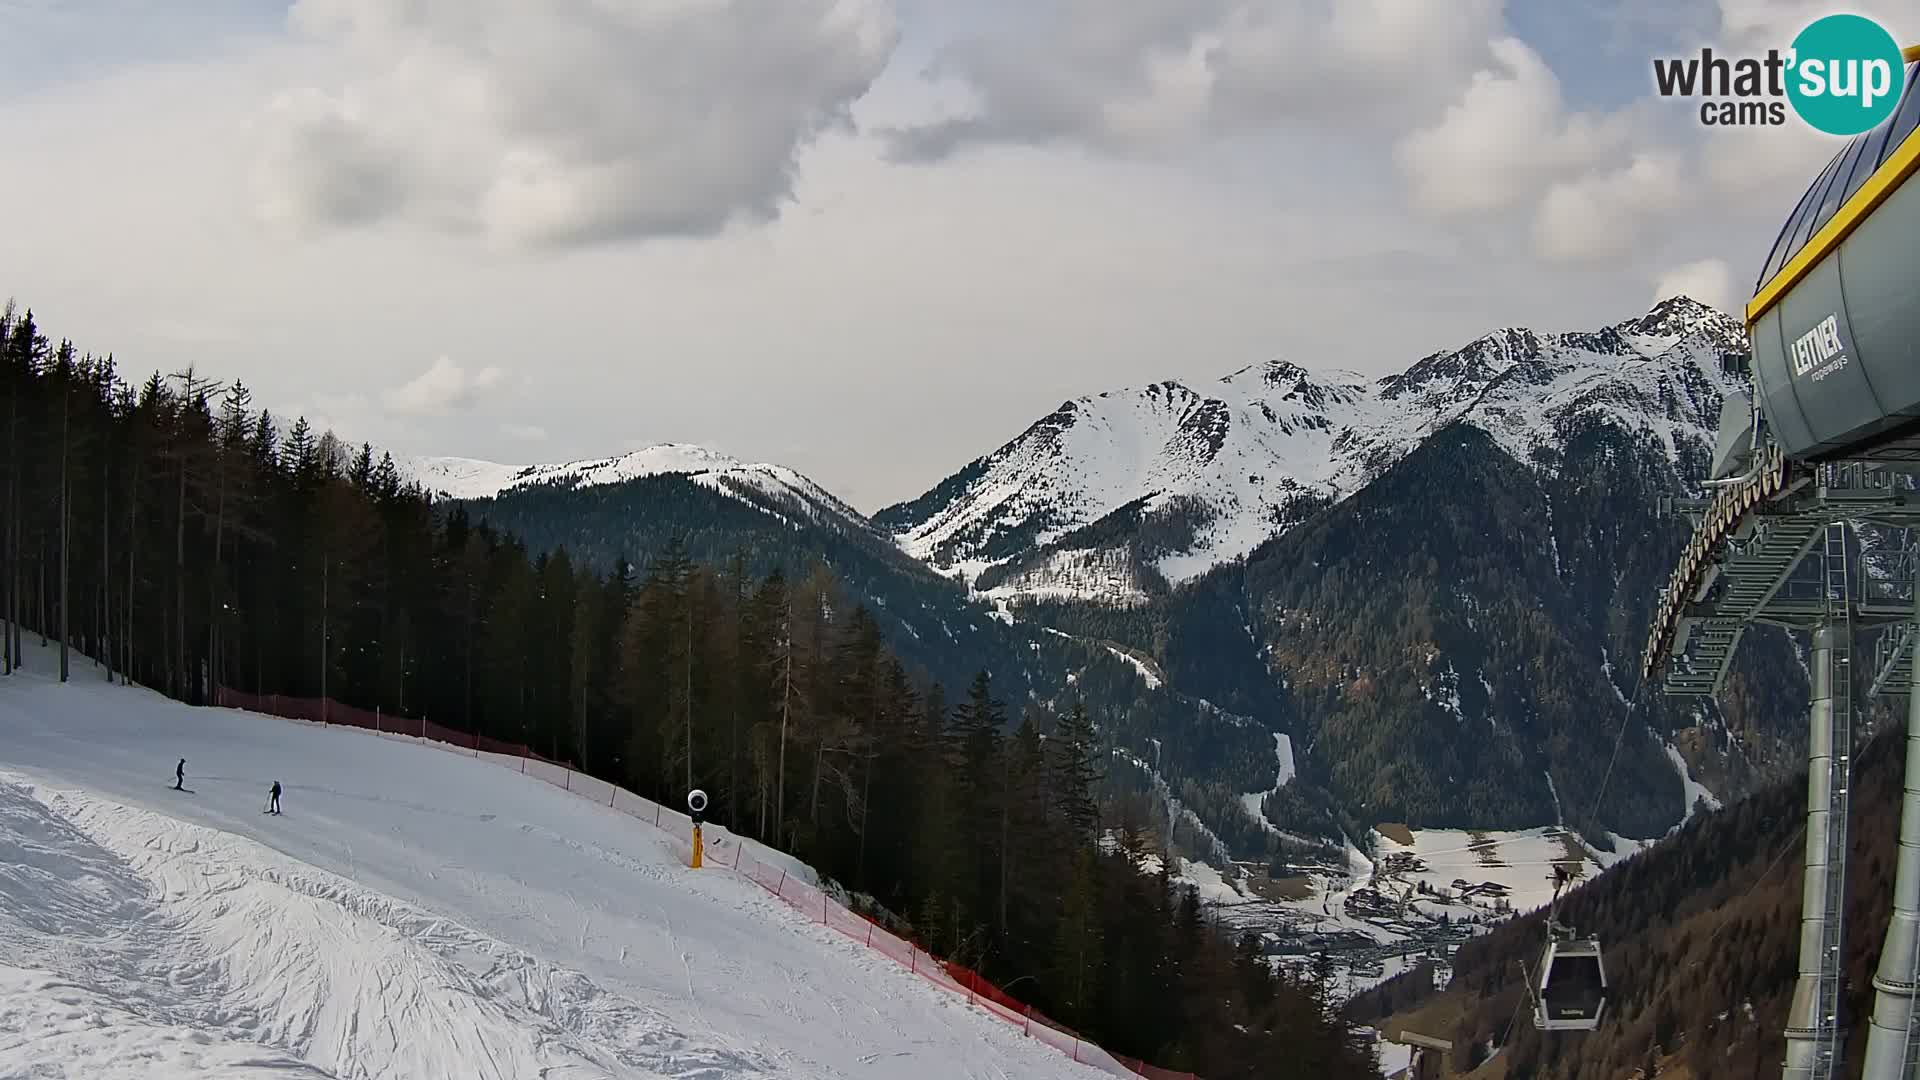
[1368,826,1597,915]
[0,643,1106,1080]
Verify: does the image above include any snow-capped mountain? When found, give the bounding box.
[385,294,1798,843]
[876,296,1746,603]
[405,443,871,534]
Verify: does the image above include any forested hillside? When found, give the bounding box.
[453,470,1042,695]
[877,298,1812,845]
[0,302,1380,1078]
[366,298,1822,856]
[447,452,1345,865]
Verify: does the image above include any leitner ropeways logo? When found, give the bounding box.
[1654,13,1906,134]
[1791,313,1851,382]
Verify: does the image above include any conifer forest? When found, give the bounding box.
[0,302,1381,1077]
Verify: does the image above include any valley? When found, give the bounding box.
[15,12,1920,1074]
[376,297,1839,1048]
[1135,813,1648,1010]
[409,296,1801,876]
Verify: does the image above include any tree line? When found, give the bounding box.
[0,303,1381,1077]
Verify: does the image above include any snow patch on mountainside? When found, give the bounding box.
[1666,743,1723,823]
[404,455,534,501]
[976,548,1153,605]
[1112,749,1233,866]
[405,444,867,531]
[1239,732,1296,834]
[883,297,1742,601]
[1105,646,1163,689]
[1583,832,1657,869]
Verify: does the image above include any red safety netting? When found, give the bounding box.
[422,716,471,749]
[214,685,1200,1080]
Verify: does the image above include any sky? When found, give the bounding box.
[0,0,1907,511]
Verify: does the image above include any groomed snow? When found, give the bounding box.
[0,644,1108,1080]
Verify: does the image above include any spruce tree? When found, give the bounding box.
[1050,699,1101,843]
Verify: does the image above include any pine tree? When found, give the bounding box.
[1051,699,1102,843]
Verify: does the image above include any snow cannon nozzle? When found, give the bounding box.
[686,790,709,868]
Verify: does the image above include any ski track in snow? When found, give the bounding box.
[0,775,755,1080]
[0,643,1106,1080]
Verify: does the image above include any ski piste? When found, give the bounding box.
[0,648,1116,1080]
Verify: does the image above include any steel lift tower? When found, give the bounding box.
[1644,49,1920,1080]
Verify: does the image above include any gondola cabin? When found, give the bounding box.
[1534,938,1608,1032]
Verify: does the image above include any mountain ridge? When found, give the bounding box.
[407,295,1739,613]
[876,295,1744,605]
[398,294,1793,853]
[405,442,870,530]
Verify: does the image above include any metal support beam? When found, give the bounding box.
[1785,620,1844,1079]
[1784,522,1857,1080]
[1862,592,1920,1078]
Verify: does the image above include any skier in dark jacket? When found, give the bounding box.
[267,781,281,814]
[174,759,185,790]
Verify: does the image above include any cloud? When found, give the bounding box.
[1395,37,1635,216]
[1204,0,1506,127]
[886,0,1504,160]
[1653,258,1736,314]
[382,356,505,416]
[1533,151,1689,261]
[0,0,1867,512]
[1714,0,1911,50]
[502,422,549,442]
[314,391,370,414]
[251,0,899,247]
[885,1,1225,160]
[1680,0,1909,213]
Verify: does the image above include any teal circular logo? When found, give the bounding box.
[1787,15,1907,135]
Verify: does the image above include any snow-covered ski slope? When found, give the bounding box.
[0,645,1109,1080]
